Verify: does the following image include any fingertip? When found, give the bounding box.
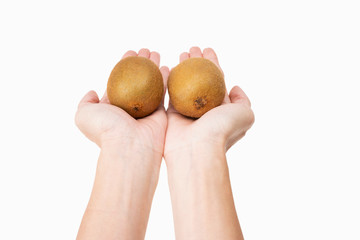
[138,48,150,58]
[229,86,251,107]
[79,90,99,108]
[160,65,169,72]
[203,48,216,59]
[230,85,241,92]
[180,52,189,62]
[85,90,99,100]
[122,50,137,59]
[229,86,240,101]
[150,51,160,66]
[190,46,201,52]
[203,47,221,70]
[189,46,202,58]
[203,47,215,54]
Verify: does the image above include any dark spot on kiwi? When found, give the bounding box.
[194,97,207,109]
[132,103,142,112]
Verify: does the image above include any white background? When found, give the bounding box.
[0,0,359,239]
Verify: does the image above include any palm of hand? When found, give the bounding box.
[164,47,254,157]
[75,49,169,156]
[76,47,254,159]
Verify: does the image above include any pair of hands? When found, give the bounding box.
[75,47,254,240]
[75,47,254,166]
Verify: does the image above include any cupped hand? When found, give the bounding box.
[75,49,169,159]
[164,47,255,160]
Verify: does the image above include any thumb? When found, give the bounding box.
[224,86,254,150]
[229,86,251,107]
[228,86,254,129]
[78,90,100,108]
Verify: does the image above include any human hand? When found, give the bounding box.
[164,47,255,163]
[75,49,169,161]
[164,47,251,240]
[76,49,169,240]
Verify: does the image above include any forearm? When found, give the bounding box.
[77,145,161,240]
[166,145,243,240]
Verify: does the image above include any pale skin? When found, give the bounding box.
[75,47,254,240]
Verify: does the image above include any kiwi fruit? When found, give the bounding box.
[168,58,225,118]
[107,56,164,118]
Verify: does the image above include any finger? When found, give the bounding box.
[223,96,255,150]
[229,86,251,107]
[160,66,170,104]
[150,51,160,67]
[189,46,202,58]
[203,48,222,71]
[138,48,150,58]
[78,90,99,108]
[180,52,189,62]
[100,90,110,104]
[122,50,137,59]
[202,47,228,104]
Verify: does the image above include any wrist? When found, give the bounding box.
[98,143,162,183]
[87,146,161,212]
[100,137,163,165]
[165,140,226,172]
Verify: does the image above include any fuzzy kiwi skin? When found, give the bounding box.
[107,56,164,118]
[168,58,225,118]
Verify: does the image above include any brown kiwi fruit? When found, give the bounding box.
[168,58,225,118]
[107,56,164,118]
